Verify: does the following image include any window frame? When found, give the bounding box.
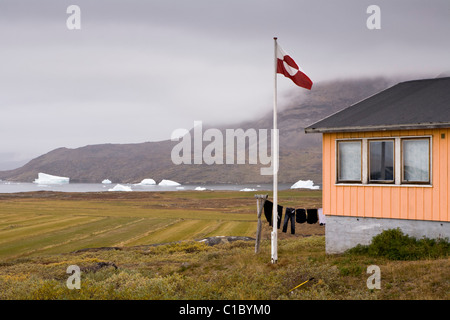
[401,137,431,185]
[368,139,395,184]
[336,139,363,184]
[335,135,432,187]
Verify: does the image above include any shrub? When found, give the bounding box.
[346,228,450,260]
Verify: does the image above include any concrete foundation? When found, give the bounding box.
[325,215,450,254]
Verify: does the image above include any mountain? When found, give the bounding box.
[0,77,393,185]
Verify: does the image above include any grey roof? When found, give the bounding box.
[305,77,450,133]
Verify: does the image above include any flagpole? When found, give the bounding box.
[270,39,312,262]
[271,37,278,264]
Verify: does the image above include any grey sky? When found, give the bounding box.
[0,0,449,168]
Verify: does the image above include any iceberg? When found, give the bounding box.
[240,188,257,192]
[290,179,320,190]
[34,173,69,185]
[102,179,112,184]
[108,184,132,192]
[158,179,181,186]
[195,186,206,191]
[135,178,156,186]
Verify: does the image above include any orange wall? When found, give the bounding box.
[322,129,449,222]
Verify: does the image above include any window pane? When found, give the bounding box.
[403,139,429,182]
[369,140,394,181]
[338,141,361,181]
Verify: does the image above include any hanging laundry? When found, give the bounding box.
[276,205,283,229]
[263,200,283,228]
[318,208,326,225]
[295,208,306,224]
[282,207,295,234]
[306,208,318,224]
[263,200,272,224]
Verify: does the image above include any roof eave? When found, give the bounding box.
[304,122,450,134]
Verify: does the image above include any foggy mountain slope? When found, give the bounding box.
[0,77,392,185]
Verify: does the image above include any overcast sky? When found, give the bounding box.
[0,0,449,168]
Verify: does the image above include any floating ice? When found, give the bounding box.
[240,188,257,192]
[102,179,112,184]
[108,184,132,192]
[158,179,181,186]
[34,173,69,185]
[290,179,320,190]
[195,187,206,191]
[135,178,156,186]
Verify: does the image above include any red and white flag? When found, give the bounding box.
[276,44,313,90]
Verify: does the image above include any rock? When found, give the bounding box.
[81,262,118,273]
[196,236,255,246]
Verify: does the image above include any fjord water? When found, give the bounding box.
[0,181,296,193]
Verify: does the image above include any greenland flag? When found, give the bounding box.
[276,44,313,90]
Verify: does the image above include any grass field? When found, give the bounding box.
[0,189,322,261]
[0,189,448,300]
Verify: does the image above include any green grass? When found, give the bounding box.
[1,190,315,261]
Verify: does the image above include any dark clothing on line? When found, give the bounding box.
[276,204,283,229]
[307,208,318,224]
[296,208,306,224]
[263,200,283,229]
[263,200,272,224]
[282,207,295,234]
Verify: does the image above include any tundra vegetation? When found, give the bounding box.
[0,190,448,300]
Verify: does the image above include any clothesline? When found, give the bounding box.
[263,200,325,235]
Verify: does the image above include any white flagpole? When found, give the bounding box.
[271,37,279,264]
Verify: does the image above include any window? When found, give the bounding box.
[402,138,430,183]
[369,140,394,183]
[336,136,431,186]
[337,140,361,182]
